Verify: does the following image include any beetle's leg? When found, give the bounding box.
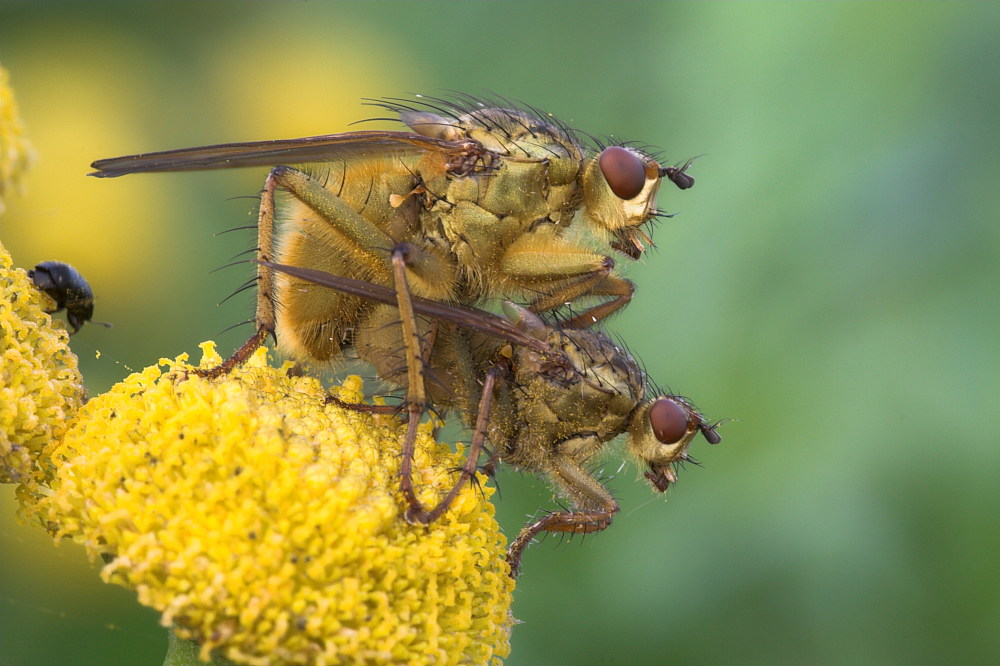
[505,454,620,578]
[196,165,400,377]
[500,240,635,325]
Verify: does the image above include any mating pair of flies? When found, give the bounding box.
[87,94,721,577]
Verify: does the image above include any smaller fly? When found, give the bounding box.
[262,258,721,577]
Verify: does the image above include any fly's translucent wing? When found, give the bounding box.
[259,261,550,354]
[90,131,483,177]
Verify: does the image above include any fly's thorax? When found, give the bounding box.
[438,202,511,297]
[555,328,647,427]
[435,152,578,222]
[409,105,585,236]
[427,168,572,293]
[503,327,643,466]
[401,106,583,169]
[474,159,551,218]
[415,107,585,162]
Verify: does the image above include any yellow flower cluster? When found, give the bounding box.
[0,65,37,215]
[0,242,86,490]
[35,343,513,665]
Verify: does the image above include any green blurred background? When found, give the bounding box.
[2,2,998,664]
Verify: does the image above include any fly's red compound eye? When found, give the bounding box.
[649,397,689,444]
[599,146,646,200]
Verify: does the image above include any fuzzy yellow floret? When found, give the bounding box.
[0,242,86,490]
[0,66,37,215]
[35,343,513,665]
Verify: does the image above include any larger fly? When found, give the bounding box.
[90,94,696,375]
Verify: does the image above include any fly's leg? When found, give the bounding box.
[505,454,620,578]
[506,503,617,579]
[402,365,500,524]
[195,165,398,378]
[325,396,402,414]
[557,274,635,328]
[500,241,635,326]
[392,246,497,524]
[527,271,635,326]
[194,326,271,379]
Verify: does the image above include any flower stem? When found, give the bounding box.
[163,631,235,666]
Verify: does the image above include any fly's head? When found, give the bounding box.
[581,146,696,259]
[628,394,721,493]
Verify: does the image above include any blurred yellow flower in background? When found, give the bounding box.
[32,344,513,665]
[0,65,36,216]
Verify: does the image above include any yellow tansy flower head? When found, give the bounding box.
[0,242,86,490]
[0,65,37,215]
[35,343,514,665]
